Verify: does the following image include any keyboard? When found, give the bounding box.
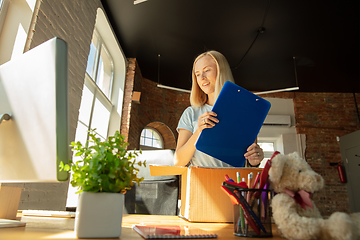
[22,210,76,218]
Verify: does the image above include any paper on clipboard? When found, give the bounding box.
[195,81,271,167]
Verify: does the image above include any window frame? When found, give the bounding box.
[66,8,127,209]
[79,73,113,140]
[86,28,114,101]
[0,0,10,36]
[140,127,164,149]
[258,140,277,159]
[257,138,279,168]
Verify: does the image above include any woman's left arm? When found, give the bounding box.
[244,143,264,167]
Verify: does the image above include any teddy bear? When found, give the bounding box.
[268,152,360,240]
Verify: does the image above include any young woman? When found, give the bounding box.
[174,50,264,167]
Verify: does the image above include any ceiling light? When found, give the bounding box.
[157,84,191,93]
[134,0,148,5]
[254,87,299,95]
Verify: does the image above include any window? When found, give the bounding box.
[86,30,113,99]
[75,29,114,143]
[258,140,276,168]
[0,0,10,36]
[67,29,114,208]
[66,8,127,209]
[258,142,275,158]
[140,128,163,149]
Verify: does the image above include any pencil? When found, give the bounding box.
[236,172,245,233]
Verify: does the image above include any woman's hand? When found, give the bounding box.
[244,143,264,167]
[174,111,218,167]
[197,111,218,131]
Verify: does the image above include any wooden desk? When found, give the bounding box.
[0,214,284,240]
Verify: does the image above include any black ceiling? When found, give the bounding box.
[101,0,360,93]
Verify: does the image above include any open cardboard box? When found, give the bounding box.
[149,165,262,223]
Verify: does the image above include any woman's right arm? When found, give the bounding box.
[174,111,218,167]
[174,129,200,167]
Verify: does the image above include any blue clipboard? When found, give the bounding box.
[195,81,271,167]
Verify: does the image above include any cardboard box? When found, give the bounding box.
[150,165,262,223]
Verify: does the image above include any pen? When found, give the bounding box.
[248,172,260,200]
[254,151,280,199]
[224,179,248,189]
[248,172,253,189]
[261,182,269,222]
[242,177,248,233]
[252,172,260,189]
[236,172,245,233]
[253,161,270,199]
[221,185,239,205]
[247,173,252,203]
[222,182,259,235]
[233,190,261,235]
[223,181,267,234]
[225,174,234,182]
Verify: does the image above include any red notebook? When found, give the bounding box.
[133,225,218,239]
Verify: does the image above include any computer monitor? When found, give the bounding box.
[0,37,69,183]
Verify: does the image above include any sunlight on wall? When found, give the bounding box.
[11,24,27,60]
[0,0,35,64]
[117,88,124,114]
[25,0,36,11]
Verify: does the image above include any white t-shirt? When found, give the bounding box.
[177,104,233,167]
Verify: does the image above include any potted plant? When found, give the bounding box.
[60,129,145,238]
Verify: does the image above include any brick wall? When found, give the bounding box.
[2,0,102,210]
[121,59,190,150]
[261,91,360,216]
[120,58,137,143]
[296,92,360,216]
[29,0,101,141]
[147,121,177,149]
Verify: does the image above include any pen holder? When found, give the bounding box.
[233,189,273,238]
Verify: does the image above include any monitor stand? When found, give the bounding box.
[0,186,25,228]
[0,219,26,228]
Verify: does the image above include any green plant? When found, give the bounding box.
[60,130,145,194]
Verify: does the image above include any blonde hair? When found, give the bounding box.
[190,51,235,107]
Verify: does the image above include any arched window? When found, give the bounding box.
[140,128,164,149]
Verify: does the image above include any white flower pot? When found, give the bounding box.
[75,191,124,238]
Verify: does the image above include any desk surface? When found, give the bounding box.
[0,214,284,240]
